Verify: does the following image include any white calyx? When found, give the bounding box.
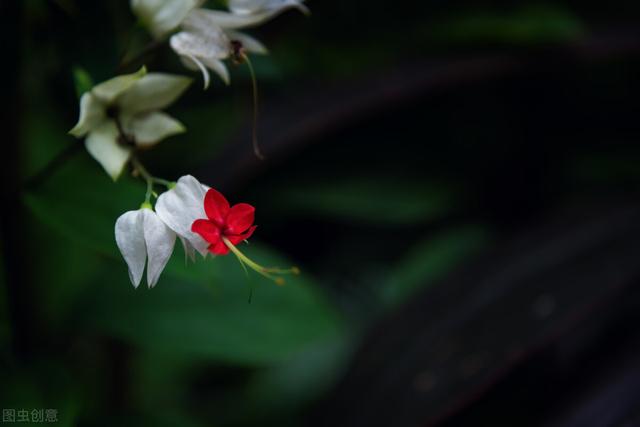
[115,206,177,288]
[70,67,192,180]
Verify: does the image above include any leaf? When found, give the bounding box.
[24,155,343,364]
[77,247,342,364]
[379,226,492,308]
[242,334,353,414]
[24,156,142,257]
[27,218,104,328]
[270,176,458,225]
[0,363,80,427]
[72,66,94,98]
[430,5,586,45]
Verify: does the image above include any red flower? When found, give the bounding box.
[191,188,257,255]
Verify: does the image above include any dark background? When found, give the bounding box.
[2,0,640,426]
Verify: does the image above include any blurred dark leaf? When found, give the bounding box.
[271,176,458,225]
[242,334,353,414]
[1,363,79,427]
[379,226,492,308]
[72,66,93,98]
[22,108,74,179]
[431,4,586,45]
[0,243,8,357]
[24,157,141,257]
[80,248,343,364]
[570,149,640,186]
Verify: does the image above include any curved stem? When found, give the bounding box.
[117,39,166,74]
[222,237,299,285]
[130,155,174,203]
[130,155,154,202]
[241,53,264,160]
[24,141,83,190]
[129,155,149,178]
[151,177,172,187]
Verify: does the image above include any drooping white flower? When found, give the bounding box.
[130,0,306,88]
[168,1,306,88]
[115,206,176,288]
[69,67,191,180]
[169,10,268,88]
[229,0,308,15]
[131,0,204,39]
[194,0,308,30]
[169,18,235,89]
[155,175,211,259]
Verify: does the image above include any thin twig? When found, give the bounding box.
[24,141,84,190]
[116,39,165,73]
[242,53,264,160]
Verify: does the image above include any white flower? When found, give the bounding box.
[131,0,204,39]
[168,0,306,88]
[169,17,235,89]
[202,0,308,29]
[170,10,268,89]
[115,206,176,288]
[69,67,192,180]
[155,175,211,259]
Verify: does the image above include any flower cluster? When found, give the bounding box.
[133,0,308,88]
[116,175,297,288]
[67,0,306,288]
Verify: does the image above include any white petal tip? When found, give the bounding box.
[130,274,141,289]
[297,4,310,15]
[110,170,124,181]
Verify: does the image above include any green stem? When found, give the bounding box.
[151,177,172,187]
[223,237,299,285]
[130,156,154,203]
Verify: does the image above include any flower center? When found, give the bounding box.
[105,106,119,119]
[230,40,245,65]
[110,110,136,147]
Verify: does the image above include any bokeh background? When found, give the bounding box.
[3,0,640,426]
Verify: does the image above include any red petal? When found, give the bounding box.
[225,203,255,234]
[204,188,230,226]
[191,219,221,245]
[226,225,257,246]
[208,240,229,255]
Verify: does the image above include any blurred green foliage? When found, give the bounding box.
[25,157,342,363]
[270,176,458,225]
[430,4,585,45]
